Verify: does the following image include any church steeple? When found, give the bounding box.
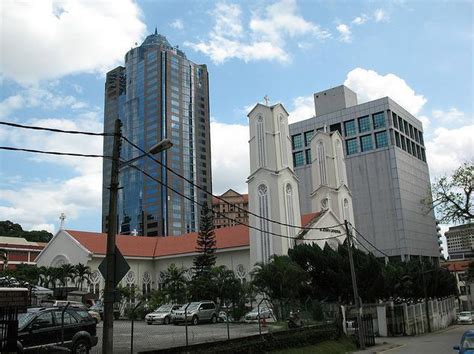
[247,103,301,267]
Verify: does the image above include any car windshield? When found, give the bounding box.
[251,307,267,312]
[18,312,36,329]
[156,305,172,312]
[187,302,200,311]
[463,336,474,349]
[460,312,471,316]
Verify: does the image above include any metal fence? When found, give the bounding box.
[91,300,340,353]
[0,306,18,353]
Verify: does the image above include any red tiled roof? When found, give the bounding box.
[66,213,320,258]
[441,260,472,272]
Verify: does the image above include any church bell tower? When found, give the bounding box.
[247,102,301,268]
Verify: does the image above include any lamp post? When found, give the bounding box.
[102,121,172,354]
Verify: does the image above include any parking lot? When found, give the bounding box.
[94,320,266,353]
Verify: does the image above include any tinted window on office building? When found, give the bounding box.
[360,135,373,152]
[373,112,386,129]
[375,131,389,148]
[293,151,305,167]
[346,138,358,155]
[344,120,356,137]
[292,134,303,149]
[358,116,371,133]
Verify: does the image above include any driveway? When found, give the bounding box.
[94,320,266,353]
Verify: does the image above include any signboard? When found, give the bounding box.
[98,247,130,287]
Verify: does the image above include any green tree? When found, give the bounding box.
[160,264,189,304]
[424,162,473,223]
[0,220,53,242]
[74,263,91,291]
[251,255,309,320]
[193,203,216,277]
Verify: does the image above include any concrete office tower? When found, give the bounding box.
[289,85,439,261]
[102,31,212,237]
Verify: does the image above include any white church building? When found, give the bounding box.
[35,101,355,296]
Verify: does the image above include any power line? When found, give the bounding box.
[349,222,390,258]
[127,162,346,242]
[0,146,112,159]
[121,135,344,232]
[0,121,113,137]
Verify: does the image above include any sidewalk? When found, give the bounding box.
[353,325,462,353]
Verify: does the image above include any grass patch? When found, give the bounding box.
[271,337,356,354]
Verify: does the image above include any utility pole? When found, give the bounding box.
[345,220,365,350]
[102,119,122,353]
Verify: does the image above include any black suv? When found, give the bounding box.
[16,307,98,353]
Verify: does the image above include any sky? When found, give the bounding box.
[0,0,473,255]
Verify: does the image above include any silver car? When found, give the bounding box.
[172,301,218,325]
[244,306,273,321]
[457,311,473,325]
[145,304,181,325]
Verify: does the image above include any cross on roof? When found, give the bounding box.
[264,95,270,105]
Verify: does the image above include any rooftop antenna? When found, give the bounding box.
[154,27,157,35]
[59,213,66,230]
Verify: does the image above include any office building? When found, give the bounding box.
[289,85,439,260]
[446,223,474,260]
[212,189,249,229]
[102,31,212,237]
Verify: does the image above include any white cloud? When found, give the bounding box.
[1,0,146,84]
[344,68,427,115]
[374,9,389,22]
[211,121,249,194]
[352,14,369,25]
[336,24,352,43]
[249,0,331,42]
[0,110,104,233]
[170,19,184,30]
[418,115,430,130]
[432,107,468,124]
[425,124,474,178]
[185,0,330,64]
[0,173,101,234]
[288,96,315,124]
[0,86,88,118]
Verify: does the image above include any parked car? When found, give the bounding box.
[172,301,218,325]
[41,299,101,324]
[145,304,181,325]
[244,306,273,321]
[16,307,98,353]
[88,302,120,320]
[458,311,473,325]
[453,329,474,354]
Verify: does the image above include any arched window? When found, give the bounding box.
[257,116,266,167]
[258,184,271,262]
[236,264,247,282]
[285,184,295,248]
[142,271,151,297]
[280,115,288,167]
[317,142,327,185]
[125,271,136,303]
[343,198,349,221]
[89,271,101,295]
[335,139,345,185]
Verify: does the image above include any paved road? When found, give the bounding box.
[93,320,265,353]
[358,325,474,354]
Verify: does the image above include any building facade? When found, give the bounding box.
[0,237,45,270]
[445,223,474,260]
[289,85,439,261]
[102,31,212,237]
[212,189,249,229]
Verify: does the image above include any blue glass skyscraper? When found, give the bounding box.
[102,31,212,237]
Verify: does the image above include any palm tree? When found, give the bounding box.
[57,264,77,297]
[74,263,91,291]
[160,264,188,304]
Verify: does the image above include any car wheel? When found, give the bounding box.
[192,316,199,326]
[211,315,217,324]
[72,339,90,354]
[147,322,152,325]
[164,317,170,325]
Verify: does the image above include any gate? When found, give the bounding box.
[0,306,19,353]
[348,314,375,348]
[387,304,405,336]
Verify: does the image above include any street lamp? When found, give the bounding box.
[102,128,173,354]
